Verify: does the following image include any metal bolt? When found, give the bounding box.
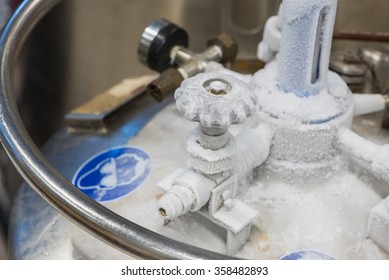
[203,78,232,96]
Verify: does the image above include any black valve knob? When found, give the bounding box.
[138,19,189,73]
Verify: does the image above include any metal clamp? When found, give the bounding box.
[0,0,234,259]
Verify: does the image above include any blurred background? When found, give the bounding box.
[0,0,388,259]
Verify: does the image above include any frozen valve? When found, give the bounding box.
[175,73,257,177]
[175,72,257,130]
[158,72,267,254]
[157,72,258,224]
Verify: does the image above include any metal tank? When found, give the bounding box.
[1,0,389,259]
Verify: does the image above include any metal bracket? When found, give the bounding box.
[64,75,156,134]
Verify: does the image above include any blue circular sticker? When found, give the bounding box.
[280,250,336,260]
[73,146,151,203]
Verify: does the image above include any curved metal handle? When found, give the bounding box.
[0,0,233,260]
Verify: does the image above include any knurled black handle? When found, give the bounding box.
[138,19,188,72]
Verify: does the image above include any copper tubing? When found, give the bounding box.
[333,30,389,42]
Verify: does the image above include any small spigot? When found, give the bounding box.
[138,19,238,101]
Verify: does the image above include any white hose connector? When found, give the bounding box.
[158,170,216,221]
[353,94,387,116]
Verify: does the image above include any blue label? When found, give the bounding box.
[280,250,336,260]
[73,146,151,203]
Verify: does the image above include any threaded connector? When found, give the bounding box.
[147,68,184,102]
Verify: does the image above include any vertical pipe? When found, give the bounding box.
[277,0,338,97]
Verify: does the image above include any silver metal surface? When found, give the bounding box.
[360,48,389,93]
[330,52,367,76]
[221,0,280,58]
[172,45,223,66]
[0,0,234,259]
[202,45,223,62]
[64,76,156,134]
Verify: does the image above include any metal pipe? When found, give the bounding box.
[277,0,338,96]
[333,30,389,43]
[0,0,234,259]
[353,93,387,116]
[338,127,389,185]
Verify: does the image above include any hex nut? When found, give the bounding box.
[147,68,184,102]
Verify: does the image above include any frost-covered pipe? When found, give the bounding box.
[235,123,273,177]
[277,0,338,96]
[338,127,389,183]
[353,94,388,116]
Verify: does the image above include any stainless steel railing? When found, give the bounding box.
[0,0,233,260]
